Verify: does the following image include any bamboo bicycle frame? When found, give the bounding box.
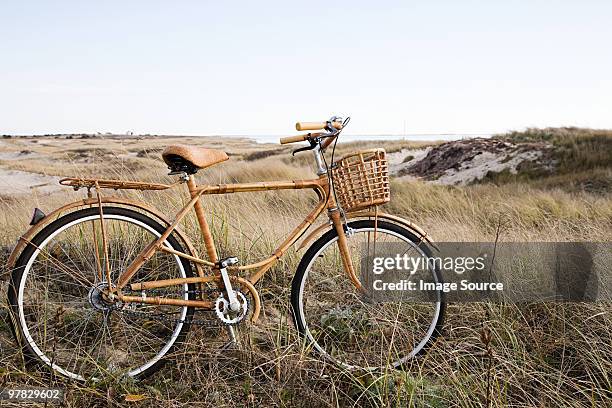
[96,172,360,317]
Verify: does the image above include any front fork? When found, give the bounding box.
[328,208,362,290]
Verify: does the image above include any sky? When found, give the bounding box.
[0,1,611,136]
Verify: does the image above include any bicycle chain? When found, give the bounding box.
[117,287,245,328]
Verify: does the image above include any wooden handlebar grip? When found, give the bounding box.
[295,121,343,131]
[279,135,307,144]
[296,122,325,131]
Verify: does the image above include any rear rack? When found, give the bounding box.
[60,177,175,191]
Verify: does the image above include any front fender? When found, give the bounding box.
[296,210,437,251]
[6,197,203,276]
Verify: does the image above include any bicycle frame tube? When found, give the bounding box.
[115,174,331,291]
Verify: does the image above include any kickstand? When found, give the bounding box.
[221,325,238,350]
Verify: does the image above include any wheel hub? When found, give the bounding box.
[88,282,117,311]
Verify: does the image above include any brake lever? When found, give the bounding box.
[292,138,319,156]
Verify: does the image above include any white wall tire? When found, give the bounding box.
[290,220,446,370]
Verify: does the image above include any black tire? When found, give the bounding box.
[291,220,446,369]
[7,206,196,381]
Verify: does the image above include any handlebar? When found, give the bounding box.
[280,132,326,145]
[279,116,348,150]
[295,121,343,131]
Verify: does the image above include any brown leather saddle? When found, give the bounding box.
[162,145,228,174]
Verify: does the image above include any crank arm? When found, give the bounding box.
[218,257,241,311]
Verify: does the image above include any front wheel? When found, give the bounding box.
[291,220,445,370]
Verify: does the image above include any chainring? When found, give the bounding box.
[215,290,250,325]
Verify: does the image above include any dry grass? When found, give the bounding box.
[0,134,610,407]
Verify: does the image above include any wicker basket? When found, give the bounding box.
[331,149,390,212]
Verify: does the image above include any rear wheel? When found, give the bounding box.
[7,206,196,380]
[291,220,445,370]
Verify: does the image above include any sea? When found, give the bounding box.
[250,134,491,144]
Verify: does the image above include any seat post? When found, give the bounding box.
[186,175,219,264]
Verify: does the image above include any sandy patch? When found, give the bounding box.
[387,148,430,180]
[0,150,41,160]
[435,150,543,185]
[399,138,553,185]
[0,168,62,196]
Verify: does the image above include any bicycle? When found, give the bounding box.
[7,116,445,381]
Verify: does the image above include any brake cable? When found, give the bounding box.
[322,117,351,227]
